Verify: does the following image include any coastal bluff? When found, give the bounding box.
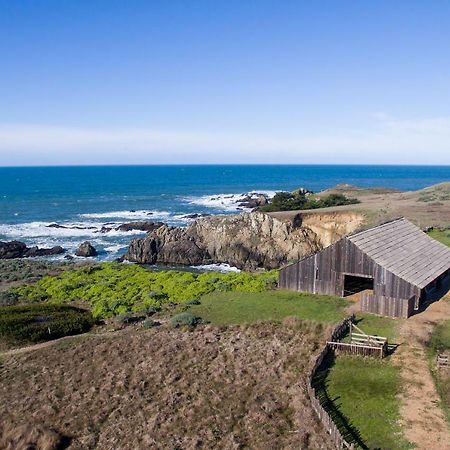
[124,211,365,270]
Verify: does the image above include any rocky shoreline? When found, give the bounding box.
[0,210,365,269]
[0,241,65,259]
[123,211,365,270]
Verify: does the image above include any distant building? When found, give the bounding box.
[279,218,450,318]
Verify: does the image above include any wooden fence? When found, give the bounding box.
[327,322,388,358]
[327,341,385,358]
[306,316,355,449]
[437,353,449,370]
[306,315,389,448]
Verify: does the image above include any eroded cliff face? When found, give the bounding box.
[124,211,366,270]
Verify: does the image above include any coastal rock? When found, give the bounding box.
[237,193,269,209]
[115,221,164,233]
[180,213,211,220]
[0,241,28,259]
[96,221,165,233]
[46,223,96,230]
[126,225,209,265]
[24,246,65,257]
[124,211,365,270]
[0,241,65,259]
[75,241,97,257]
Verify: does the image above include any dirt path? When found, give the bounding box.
[0,333,99,357]
[392,298,450,450]
[0,328,134,358]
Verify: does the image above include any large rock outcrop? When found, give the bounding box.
[0,241,65,259]
[124,211,365,270]
[75,242,97,257]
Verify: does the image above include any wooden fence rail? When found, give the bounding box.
[306,314,388,448]
[327,341,385,358]
[437,353,449,370]
[306,316,355,450]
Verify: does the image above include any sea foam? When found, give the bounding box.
[183,191,276,211]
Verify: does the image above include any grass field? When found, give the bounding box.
[428,228,450,247]
[187,290,349,325]
[428,319,450,425]
[352,313,401,342]
[323,356,412,450]
[317,313,407,449]
[0,322,336,450]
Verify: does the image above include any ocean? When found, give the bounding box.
[0,165,449,262]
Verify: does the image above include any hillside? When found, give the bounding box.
[0,321,335,450]
[268,182,450,229]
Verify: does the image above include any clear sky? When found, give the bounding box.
[1,0,450,165]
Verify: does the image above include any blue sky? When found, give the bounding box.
[1,0,450,165]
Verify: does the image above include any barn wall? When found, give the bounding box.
[279,237,419,317]
[360,292,415,318]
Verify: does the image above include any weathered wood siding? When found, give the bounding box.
[279,237,420,318]
[360,292,414,318]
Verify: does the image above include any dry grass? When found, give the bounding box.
[268,182,450,229]
[0,423,68,450]
[0,319,334,450]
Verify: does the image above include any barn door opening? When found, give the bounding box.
[343,274,374,297]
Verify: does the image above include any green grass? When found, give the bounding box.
[352,313,401,342]
[430,319,450,352]
[186,290,349,325]
[0,303,94,344]
[428,319,450,425]
[428,229,450,247]
[324,356,412,449]
[11,263,278,319]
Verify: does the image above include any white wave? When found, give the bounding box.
[183,191,276,211]
[192,263,241,273]
[103,244,126,253]
[79,210,171,220]
[0,220,150,240]
[0,221,100,239]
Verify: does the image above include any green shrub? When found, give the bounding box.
[185,299,201,305]
[0,303,94,343]
[114,312,133,325]
[12,263,278,319]
[0,291,19,307]
[142,318,157,329]
[0,260,69,283]
[260,190,360,212]
[169,312,204,328]
[141,305,161,316]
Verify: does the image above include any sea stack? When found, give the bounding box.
[75,241,98,257]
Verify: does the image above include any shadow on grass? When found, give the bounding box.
[311,350,368,450]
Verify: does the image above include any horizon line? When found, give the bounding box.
[1,163,450,169]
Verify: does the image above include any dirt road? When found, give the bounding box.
[392,298,450,450]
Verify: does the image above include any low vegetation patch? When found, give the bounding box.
[260,189,359,212]
[417,184,450,203]
[428,228,450,247]
[322,356,411,449]
[169,312,205,327]
[187,290,349,325]
[0,303,94,344]
[0,259,70,285]
[11,263,278,319]
[428,319,450,424]
[351,313,401,342]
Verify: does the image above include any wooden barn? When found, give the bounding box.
[279,218,450,318]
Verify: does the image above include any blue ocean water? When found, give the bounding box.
[0,165,449,261]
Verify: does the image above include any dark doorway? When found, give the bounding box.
[343,275,374,296]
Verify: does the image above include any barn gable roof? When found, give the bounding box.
[347,218,450,289]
